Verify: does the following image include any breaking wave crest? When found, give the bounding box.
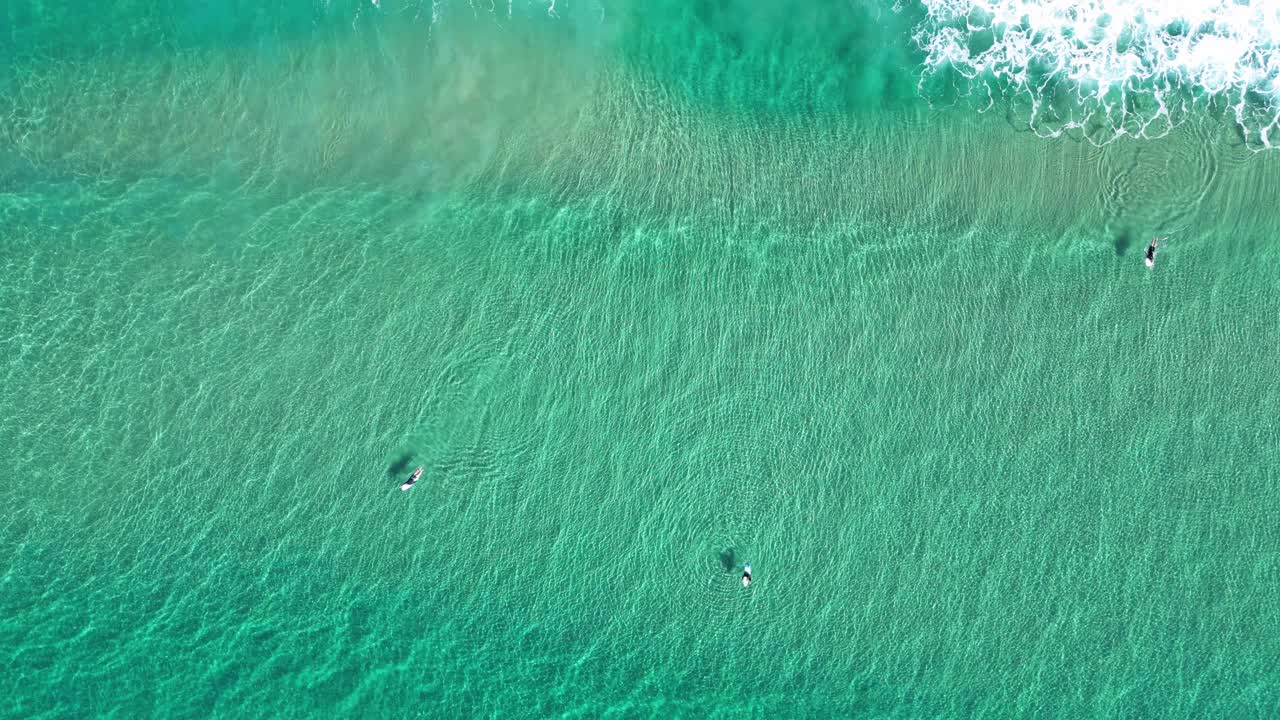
[912,1,1280,148]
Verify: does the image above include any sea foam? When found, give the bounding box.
[912,1,1280,147]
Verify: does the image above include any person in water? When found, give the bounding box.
[742,563,753,588]
[1145,237,1160,268]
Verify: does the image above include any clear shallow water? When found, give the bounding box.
[2,2,1279,717]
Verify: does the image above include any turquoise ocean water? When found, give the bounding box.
[3,1,1279,717]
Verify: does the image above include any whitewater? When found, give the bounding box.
[913,0,1280,147]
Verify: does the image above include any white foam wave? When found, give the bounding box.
[913,1,1280,147]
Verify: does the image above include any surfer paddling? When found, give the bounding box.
[742,563,753,588]
[1145,237,1162,269]
[400,466,423,491]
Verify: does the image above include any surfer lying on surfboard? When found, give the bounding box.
[400,466,423,491]
[1145,237,1162,269]
[742,563,752,588]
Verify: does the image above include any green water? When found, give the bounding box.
[3,1,1279,717]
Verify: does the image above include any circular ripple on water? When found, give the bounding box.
[1096,118,1219,254]
[656,455,765,611]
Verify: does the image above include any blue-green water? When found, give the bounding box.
[3,2,1279,717]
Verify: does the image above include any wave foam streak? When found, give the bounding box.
[913,1,1280,147]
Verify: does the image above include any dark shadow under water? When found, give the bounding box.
[387,452,414,477]
[1114,230,1133,256]
[719,548,737,572]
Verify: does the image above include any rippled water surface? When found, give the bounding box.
[3,2,1279,717]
